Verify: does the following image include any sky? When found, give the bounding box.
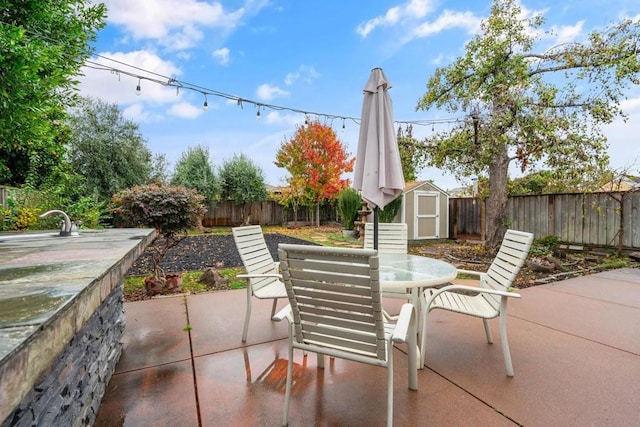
[79,0,640,191]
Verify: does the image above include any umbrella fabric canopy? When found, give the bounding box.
[353,67,405,210]
[353,68,405,249]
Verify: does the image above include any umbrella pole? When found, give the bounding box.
[373,207,379,250]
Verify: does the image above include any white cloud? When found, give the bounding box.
[356,0,436,37]
[406,0,433,18]
[284,65,320,86]
[412,10,481,38]
[79,50,182,105]
[357,7,401,37]
[256,83,289,101]
[121,103,160,123]
[167,101,204,119]
[551,21,584,44]
[102,0,246,50]
[213,47,231,65]
[264,111,303,126]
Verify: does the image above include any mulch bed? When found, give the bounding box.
[125,232,638,302]
[126,233,316,277]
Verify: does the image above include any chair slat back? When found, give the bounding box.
[364,222,408,253]
[278,244,386,360]
[483,229,534,308]
[233,225,278,291]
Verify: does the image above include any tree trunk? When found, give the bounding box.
[485,144,510,247]
[241,203,250,225]
[315,203,320,227]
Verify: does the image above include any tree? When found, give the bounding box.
[275,120,355,227]
[396,125,428,182]
[219,153,268,225]
[149,153,170,184]
[508,170,571,196]
[67,97,153,200]
[0,1,106,187]
[416,0,640,245]
[171,145,220,204]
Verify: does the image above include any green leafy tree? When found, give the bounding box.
[171,145,220,204]
[150,153,170,184]
[416,0,640,245]
[67,97,152,200]
[219,153,268,225]
[508,170,574,196]
[0,1,106,187]
[396,125,428,182]
[275,120,355,227]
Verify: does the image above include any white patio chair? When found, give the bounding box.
[364,222,408,253]
[274,244,418,427]
[364,222,414,319]
[232,225,287,342]
[419,229,534,376]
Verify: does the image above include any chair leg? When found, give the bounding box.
[386,342,394,427]
[282,339,294,426]
[242,288,253,342]
[407,311,418,391]
[482,318,494,344]
[499,310,515,377]
[270,298,279,317]
[419,307,429,368]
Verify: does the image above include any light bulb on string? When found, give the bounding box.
[256,106,261,121]
[203,94,208,111]
[135,79,141,96]
[342,118,346,130]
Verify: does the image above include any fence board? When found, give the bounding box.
[451,191,640,250]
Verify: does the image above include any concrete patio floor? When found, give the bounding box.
[95,268,640,426]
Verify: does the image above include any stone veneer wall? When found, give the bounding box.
[1,286,125,427]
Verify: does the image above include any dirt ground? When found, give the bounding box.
[124,225,638,301]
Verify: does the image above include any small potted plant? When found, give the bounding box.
[337,187,361,238]
[111,184,206,295]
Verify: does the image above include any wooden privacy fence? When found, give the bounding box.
[450,191,640,249]
[202,200,338,227]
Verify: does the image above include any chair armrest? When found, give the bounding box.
[391,303,415,344]
[425,284,521,306]
[272,305,292,322]
[456,268,485,279]
[237,273,282,279]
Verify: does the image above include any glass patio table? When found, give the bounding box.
[378,252,457,367]
[378,252,458,290]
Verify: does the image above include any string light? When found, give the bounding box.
[85,57,469,128]
[203,94,208,111]
[2,19,469,129]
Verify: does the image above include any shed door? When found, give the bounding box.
[414,191,439,239]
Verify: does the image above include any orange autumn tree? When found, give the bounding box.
[275,120,355,227]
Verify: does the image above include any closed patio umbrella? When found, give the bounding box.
[353,67,405,249]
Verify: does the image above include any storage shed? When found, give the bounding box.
[398,181,449,241]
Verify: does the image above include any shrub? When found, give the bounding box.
[111,184,207,279]
[378,195,403,223]
[337,187,361,230]
[531,235,561,256]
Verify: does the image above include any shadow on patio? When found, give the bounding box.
[95,268,640,426]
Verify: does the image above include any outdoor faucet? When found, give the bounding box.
[39,210,79,236]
